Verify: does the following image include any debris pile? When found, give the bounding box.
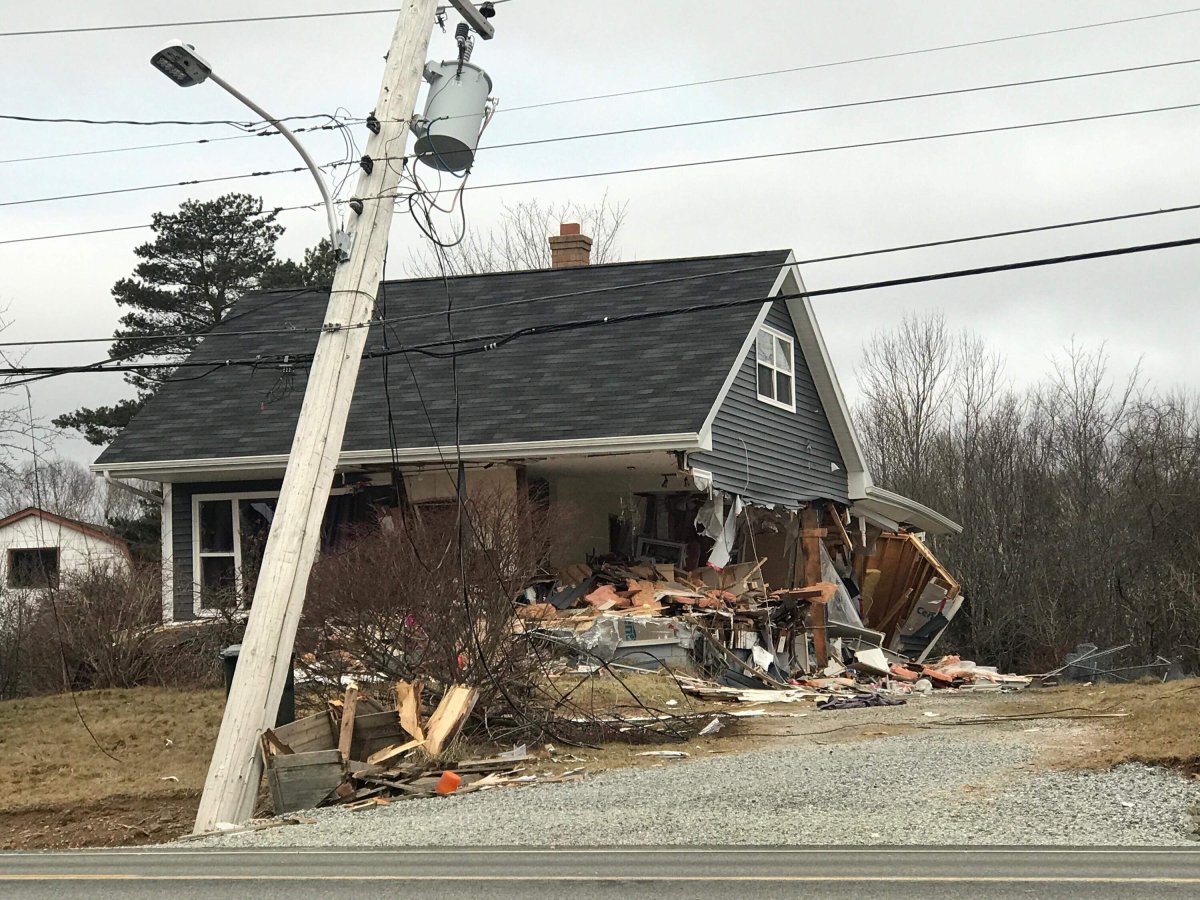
[261,681,579,814]
[516,529,1029,701]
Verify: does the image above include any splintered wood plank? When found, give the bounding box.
[423,685,479,757]
[261,729,294,757]
[271,709,337,753]
[395,679,425,743]
[337,684,359,764]
[349,710,408,761]
[825,502,853,549]
[366,738,423,766]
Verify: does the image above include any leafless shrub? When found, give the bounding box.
[0,591,35,699]
[299,484,570,719]
[19,563,163,692]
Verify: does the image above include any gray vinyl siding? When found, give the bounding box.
[691,302,848,507]
[169,478,282,622]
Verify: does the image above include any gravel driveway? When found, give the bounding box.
[193,698,1200,848]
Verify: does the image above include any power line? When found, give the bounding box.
[0,112,341,128]
[3,234,1198,380]
[4,199,1200,352]
[0,165,312,209]
[382,201,1200,328]
[480,57,1200,152]
[4,51,1194,166]
[0,120,352,166]
[0,2,513,38]
[4,99,1198,232]
[456,101,1200,195]
[497,6,1200,114]
[369,235,1200,360]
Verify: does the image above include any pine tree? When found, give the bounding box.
[56,193,287,444]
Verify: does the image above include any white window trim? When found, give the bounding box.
[191,490,280,618]
[755,324,797,412]
[190,486,359,618]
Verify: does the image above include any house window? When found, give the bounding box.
[8,547,59,589]
[755,325,795,410]
[195,495,278,611]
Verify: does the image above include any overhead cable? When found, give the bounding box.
[497,6,1200,114]
[0,120,351,166]
[0,165,312,209]
[0,112,343,128]
[3,198,1200,351]
[9,55,1191,168]
[3,99,1198,229]
[480,57,1200,151]
[3,234,1198,381]
[0,2,514,37]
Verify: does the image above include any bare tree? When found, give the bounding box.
[853,314,1200,673]
[408,194,628,276]
[854,311,955,498]
[0,457,107,523]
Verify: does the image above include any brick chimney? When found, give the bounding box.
[548,222,593,268]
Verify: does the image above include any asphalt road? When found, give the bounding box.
[1,847,1199,898]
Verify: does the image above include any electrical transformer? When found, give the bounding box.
[413,60,493,173]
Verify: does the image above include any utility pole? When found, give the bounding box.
[193,0,441,832]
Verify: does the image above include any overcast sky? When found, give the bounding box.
[2,0,1199,467]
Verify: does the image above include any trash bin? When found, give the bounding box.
[220,644,295,727]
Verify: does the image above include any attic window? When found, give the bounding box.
[755,325,795,411]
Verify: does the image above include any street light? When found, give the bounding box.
[150,40,350,262]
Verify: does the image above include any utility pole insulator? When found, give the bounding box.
[447,0,495,39]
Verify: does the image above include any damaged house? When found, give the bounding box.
[91,225,961,666]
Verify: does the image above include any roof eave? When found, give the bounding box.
[92,432,705,482]
[850,485,963,536]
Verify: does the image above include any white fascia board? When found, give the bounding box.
[779,254,871,485]
[849,502,901,533]
[697,299,775,448]
[860,485,963,536]
[89,432,705,482]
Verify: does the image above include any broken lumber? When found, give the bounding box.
[267,749,343,814]
[367,738,423,767]
[395,679,425,743]
[423,685,479,757]
[337,684,359,764]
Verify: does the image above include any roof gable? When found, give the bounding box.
[97,251,792,468]
[0,506,129,549]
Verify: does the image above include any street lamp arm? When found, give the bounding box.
[207,71,344,257]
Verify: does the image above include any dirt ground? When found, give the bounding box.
[3,678,1197,850]
[0,687,225,850]
[987,678,1200,773]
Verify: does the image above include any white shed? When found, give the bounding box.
[0,507,130,589]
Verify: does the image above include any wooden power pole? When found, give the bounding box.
[194,0,441,832]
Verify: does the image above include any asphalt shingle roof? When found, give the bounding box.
[96,250,791,465]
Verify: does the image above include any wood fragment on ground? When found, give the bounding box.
[337,684,359,765]
[423,685,479,757]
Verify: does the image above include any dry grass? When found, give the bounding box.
[993,679,1200,773]
[541,671,695,715]
[0,687,224,814]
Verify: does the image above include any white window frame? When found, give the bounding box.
[191,490,279,617]
[754,324,797,412]
[190,486,360,617]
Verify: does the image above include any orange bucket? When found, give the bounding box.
[435,771,462,795]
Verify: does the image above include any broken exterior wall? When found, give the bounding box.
[545,475,626,567]
[402,464,518,505]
